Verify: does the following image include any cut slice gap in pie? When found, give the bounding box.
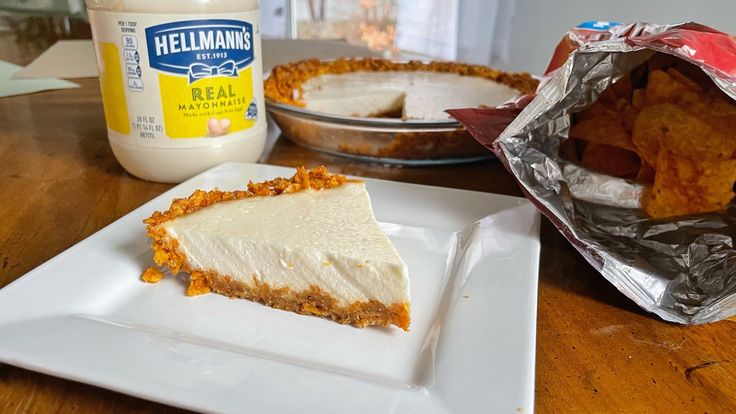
[304,89,407,119]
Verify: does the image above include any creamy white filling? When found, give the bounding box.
[301,71,519,120]
[162,183,410,306]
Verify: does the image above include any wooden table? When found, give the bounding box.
[1,24,735,414]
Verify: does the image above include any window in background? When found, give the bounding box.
[0,0,90,43]
[294,0,399,56]
[260,0,512,64]
[261,0,290,38]
[394,0,458,60]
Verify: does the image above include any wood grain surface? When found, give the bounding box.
[0,23,735,414]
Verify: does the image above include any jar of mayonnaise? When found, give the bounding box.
[86,0,266,183]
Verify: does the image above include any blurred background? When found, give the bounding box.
[1,0,735,73]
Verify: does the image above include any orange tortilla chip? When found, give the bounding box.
[570,109,635,151]
[644,150,702,218]
[708,88,736,117]
[636,161,655,183]
[631,106,663,167]
[670,59,714,91]
[678,90,713,117]
[574,100,617,121]
[656,107,736,161]
[666,68,704,93]
[698,158,736,211]
[596,85,619,108]
[622,104,640,134]
[646,54,711,86]
[632,88,645,109]
[645,67,716,118]
[581,143,640,178]
[633,104,736,165]
[613,97,629,112]
[598,75,633,107]
[645,69,699,105]
[559,138,578,162]
[644,149,736,218]
[705,88,736,142]
[611,74,633,101]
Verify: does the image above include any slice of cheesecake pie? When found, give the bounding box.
[144,166,411,330]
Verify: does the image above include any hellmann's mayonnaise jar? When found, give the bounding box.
[86,0,266,183]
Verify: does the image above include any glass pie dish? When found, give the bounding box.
[266,102,492,165]
[264,58,538,165]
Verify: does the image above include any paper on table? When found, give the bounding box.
[12,40,98,79]
[0,60,78,98]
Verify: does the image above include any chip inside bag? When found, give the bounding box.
[562,52,736,218]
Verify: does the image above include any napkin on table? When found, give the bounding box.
[0,60,78,98]
[11,40,98,79]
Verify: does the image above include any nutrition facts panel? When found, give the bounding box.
[120,23,144,92]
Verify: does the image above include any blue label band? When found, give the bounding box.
[145,19,254,83]
[576,21,622,31]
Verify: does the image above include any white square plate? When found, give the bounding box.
[0,163,540,413]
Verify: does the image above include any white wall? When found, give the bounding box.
[493,0,736,74]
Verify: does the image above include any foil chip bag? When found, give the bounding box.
[449,22,736,324]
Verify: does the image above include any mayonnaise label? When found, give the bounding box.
[89,10,264,147]
[145,19,254,84]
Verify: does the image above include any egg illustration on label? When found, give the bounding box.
[207,118,231,136]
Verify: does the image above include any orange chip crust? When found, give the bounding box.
[264,58,538,107]
[141,267,164,284]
